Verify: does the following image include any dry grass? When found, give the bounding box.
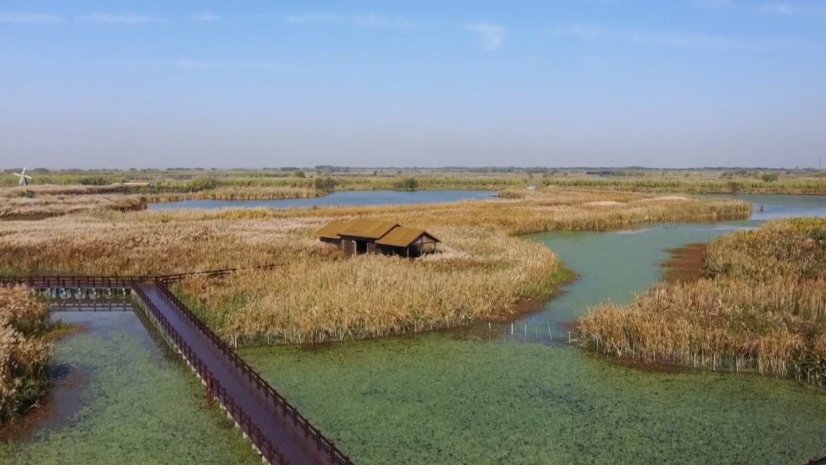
[149,186,321,202]
[0,188,750,345]
[0,287,52,425]
[176,227,563,345]
[579,218,826,385]
[0,186,146,220]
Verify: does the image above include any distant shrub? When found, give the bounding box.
[293,171,306,178]
[78,176,109,186]
[761,173,779,183]
[314,177,338,191]
[394,178,419,190]
[186,177,219,193]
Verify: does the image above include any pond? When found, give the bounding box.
[239,194,826,465]
[149,190,496,211]
[0,311,260,465]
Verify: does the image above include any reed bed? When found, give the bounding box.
[579,218,826,385]
[149,186,321,202]
[0,188,750,345]
[0,287,52,425]
[176,227,562,345]
[543,176,826,195]
[0,187,146,220]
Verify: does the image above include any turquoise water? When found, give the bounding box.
[150,189,495,211]
[0,311,260,465]
[240,194,826,465]
[524,194,826,337]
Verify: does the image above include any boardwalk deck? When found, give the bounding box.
[135,283,343,465]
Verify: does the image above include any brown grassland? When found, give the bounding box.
[0,187,750,345]
[0,287,52,425]
[579,218,826,385]
[0,186,146,220]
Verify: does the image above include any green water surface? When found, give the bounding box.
[0,312,261,465]
[240,195,826,465]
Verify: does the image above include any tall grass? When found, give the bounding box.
[579,218,826,385]
[0,286,52,424]
[0,186,146,220]
[149,186,321,202]
[0,188,750,345]
[176,227,562,345]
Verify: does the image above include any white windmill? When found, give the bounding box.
[14,168,32,187]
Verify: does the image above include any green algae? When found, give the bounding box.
[241,196,826,465]
[0,312,260,465]
[243,336,826,465]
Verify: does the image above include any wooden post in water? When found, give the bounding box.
[206,373,215,407]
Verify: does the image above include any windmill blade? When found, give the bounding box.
[23,175,32,179]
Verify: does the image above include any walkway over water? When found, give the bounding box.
[1,275,353,465]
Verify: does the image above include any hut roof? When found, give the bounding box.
[376,227,440,248]
[338,219,400,240]
[315,220,350,240]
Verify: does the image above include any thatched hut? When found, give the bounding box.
[316,219,440,258]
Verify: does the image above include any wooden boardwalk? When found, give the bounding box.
[135,283,342,465]
[2,275,353,465]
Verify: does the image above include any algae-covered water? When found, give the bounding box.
[243,336,826,465]
[0,312,260,465]
[240,195,826,465]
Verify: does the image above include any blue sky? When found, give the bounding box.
[1,1,825,169]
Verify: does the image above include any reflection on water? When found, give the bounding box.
[150,190,495,211]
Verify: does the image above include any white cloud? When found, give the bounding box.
[759,2,795,14]
[757,2,826,15]
[552,24,611,41]
[78,14,169,24]
[0,13,66,24]
[466,22,505,51]
[647,32,796,51]
[285,13,418,30]
[191,13,220,23]
[553,23,801,52]
[174,60,295,70]
[123,59,296,71]
[692,0,735,8]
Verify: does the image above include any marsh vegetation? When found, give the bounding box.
[0,188,748,345]
[579,218,826,384]
[0,186,146,220]
[0,287,51,425]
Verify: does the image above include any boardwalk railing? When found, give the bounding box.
[0,275,141,288]
[156,284,354,465]
[2,271,354,465]
[0,264,279,288]
[132,286,288,465]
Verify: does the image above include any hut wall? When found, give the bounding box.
[367,242,377,254]
[342,239,356,256]
[321,237,342,248]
